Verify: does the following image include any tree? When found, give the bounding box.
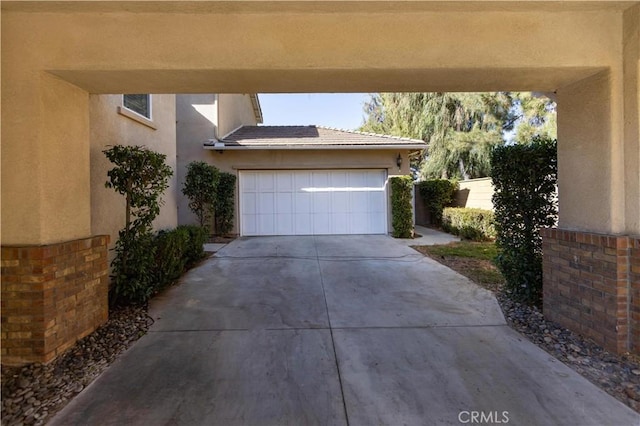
[511,92,557,144]
[103,145,173,305]
[361,92,515,180]
[182,161,220,230]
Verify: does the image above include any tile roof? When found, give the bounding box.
[211,125,426,149]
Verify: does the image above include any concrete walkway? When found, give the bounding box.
[50,236,639,426]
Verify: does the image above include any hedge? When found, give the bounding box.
[390,176,414,238]
[154,225,208,291]
[417,179,457,226]
[491,137,557,305]
[441,207,495,241]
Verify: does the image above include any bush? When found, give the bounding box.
[103,145,173,306]
[390,176,414,238]
[215,173,236,235]
[417,179,457,226]
[183,161,220,231]
[442,207,495,241]
[491,137,557,305]
[154,228,189,290]
[179,225,208,267]
[154,226,208,291]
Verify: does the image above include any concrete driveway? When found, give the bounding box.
[51,236,638,426]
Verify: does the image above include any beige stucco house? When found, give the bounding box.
[2,1,639,363]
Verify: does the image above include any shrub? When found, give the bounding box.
[390,176,414,238]
[154,228,189,290]
[215,172,236,235]
[179,225,208,267]
[153,226,208,291]
[417,179,457,226]
[442,207,496,241]
[491,137,557,305]
[104,145,173,306]
[183,161,220,231]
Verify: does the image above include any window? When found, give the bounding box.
[123,94,151,119]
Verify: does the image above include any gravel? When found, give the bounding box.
[1,306,153,426]
[2,287,639,425]
[497,292,640,412]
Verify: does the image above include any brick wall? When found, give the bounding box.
[541,228,640,354]
[1,235,109,364]
[631,238,640,353]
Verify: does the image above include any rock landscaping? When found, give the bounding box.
[1,306,153,426]
[498,293,640,412]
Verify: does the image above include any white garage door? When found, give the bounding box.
[240,169,388,236]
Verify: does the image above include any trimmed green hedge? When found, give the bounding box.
[215,172,236,235]
[441,207,495,241]
[154,225,208,291]
[417,179,457,226]
[491,137,557,305]
[390,176,414,238]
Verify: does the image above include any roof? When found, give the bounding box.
[205,125,426,151]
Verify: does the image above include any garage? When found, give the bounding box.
[240,169,387,236]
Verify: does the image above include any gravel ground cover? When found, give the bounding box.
[1,306,153,426]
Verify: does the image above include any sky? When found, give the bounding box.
[259,93,370,130]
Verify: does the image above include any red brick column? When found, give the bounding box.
[1,235,110,364]
[541,228,639,354]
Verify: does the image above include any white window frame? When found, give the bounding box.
[122,94,152,120]
[118,94,156,129]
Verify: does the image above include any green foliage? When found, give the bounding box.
[512,93,557,144]
[390,176,414,238]
[491,137,558,305]
[154,228,189,290]
[183,161,220,230]
[103,145,173,306]
[215,173,236,235]
[441,207,496,241]
[417,179,457,226]
[179,225,208,267]
[361,92,515,179]
[109,231,156,306]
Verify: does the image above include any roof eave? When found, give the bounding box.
[204,144,426,151]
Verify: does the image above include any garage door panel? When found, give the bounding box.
[313,214,330,234]
[295,213,312,234]
[258,214,275,235]
[276,172,294,192]
[240,170,387,236]
[258,173,275,191]
[294,192,312,213]
[276,193,293,213]
[276,214,294,235]
[313,192,331,213]
[242,193,257,215]
[242,172,257,192]
[332,192,349,213]
[330,213,349,234]
[258,193,275,214]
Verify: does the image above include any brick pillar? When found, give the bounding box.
[541,228,639,354]
[1,235,110,364]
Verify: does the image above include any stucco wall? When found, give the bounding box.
[218,94,260,138]
[453,178,495,211]
[90,94,178,256]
